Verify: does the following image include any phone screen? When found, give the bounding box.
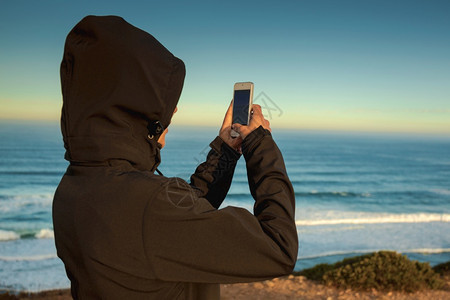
[232,89,251,125]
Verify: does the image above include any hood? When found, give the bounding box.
[60,15,185,171]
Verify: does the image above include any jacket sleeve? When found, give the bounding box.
[189,136,241,209]
[143,126,298,283]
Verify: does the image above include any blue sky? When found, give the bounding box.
[1,0,449,134]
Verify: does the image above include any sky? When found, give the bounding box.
[1,0,449,135]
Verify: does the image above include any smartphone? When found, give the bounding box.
[231,82,254,138]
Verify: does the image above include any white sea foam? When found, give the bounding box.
[0,194,53,212]
[405,248,450,254]
[0,254,57,261]
[0,229,20,241]
[35,228,54,239]
[431,188,450,195]
[0,229,55,241]
[296,213,450,226]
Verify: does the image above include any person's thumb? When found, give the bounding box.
[232,123,242,133]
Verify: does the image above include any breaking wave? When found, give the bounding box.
[296,213,450,226]
[0,229,20,241]
[0,254,57,262]
[0,228,54,241]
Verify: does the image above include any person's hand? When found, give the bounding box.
[219,100,243,152]
[232,104,271,140]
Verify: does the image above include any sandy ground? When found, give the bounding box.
[6,275,450,299]
[221,275,450,300]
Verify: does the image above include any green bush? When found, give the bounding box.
[293,263,335,281]
[294,253,374,282]
[295,251,444,292]
[323,251,443,292]
[0,292,18,300]
[433,261,450,276]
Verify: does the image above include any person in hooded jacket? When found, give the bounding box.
[53,15,298,300]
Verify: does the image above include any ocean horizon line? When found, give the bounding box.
[1,118,450,140]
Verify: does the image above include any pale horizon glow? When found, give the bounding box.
[1,1,449,136]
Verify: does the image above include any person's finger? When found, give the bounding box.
[222,100,233,127]
[231,123,242,133]
[251,104,262,116]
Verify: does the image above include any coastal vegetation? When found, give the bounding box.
[1,252,448,299]
[294,251,446,292]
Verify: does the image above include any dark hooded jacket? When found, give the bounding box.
[53,15,298,300]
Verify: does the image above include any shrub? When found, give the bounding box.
[295,251,444,292]
[433,261,450,276]
[295,253,375,282]
[0,292,18,300]
[293,263,335,281]
[322,251,444,292]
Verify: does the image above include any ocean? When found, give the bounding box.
[0,121,449,292]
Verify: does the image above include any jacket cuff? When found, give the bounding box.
[242,126,271,155]
[210,136,241,160]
